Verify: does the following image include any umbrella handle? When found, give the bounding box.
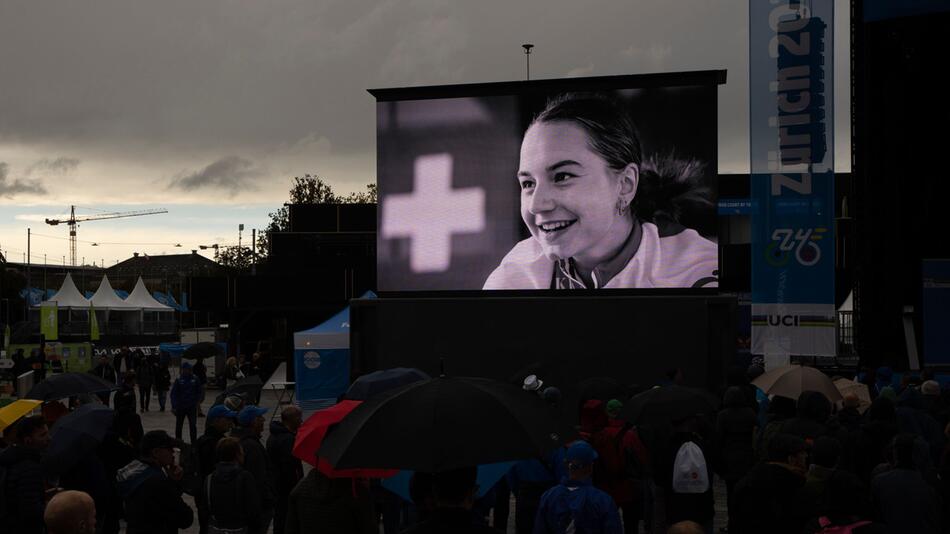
[439,358,445,378]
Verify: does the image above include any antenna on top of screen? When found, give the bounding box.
[522,44,534,81]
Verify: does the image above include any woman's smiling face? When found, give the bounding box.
[518,120,628,265]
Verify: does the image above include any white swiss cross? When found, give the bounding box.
[382,153,485,273]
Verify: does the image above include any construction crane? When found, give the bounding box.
[45,205,168,266]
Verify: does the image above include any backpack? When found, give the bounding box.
[671,441,709,494]
[594,425,646,500]
[817,517,873,533]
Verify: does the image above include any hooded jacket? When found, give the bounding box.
[116,459,193,534]
[716,387,759,482]
[0,445,46,534]
[285,469,376,534]
[266,420,303,497]
[205,461,262,530]
[231,426,275,508]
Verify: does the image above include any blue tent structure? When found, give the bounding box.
[293,291,375,411]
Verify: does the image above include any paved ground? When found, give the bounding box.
[134,385,728,534]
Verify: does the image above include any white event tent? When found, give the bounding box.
[125,277,174,311]
[40,273,90,309]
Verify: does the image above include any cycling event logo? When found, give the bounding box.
[765,227,827,267]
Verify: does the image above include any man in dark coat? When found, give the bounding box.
[780,390,831,444]
[286,469,376,534]
[716,386,758,532]
[401,466,498,534]
[231,405,274,534]
[154,360,172,412]
[266,405,303,534]
[116,430,193,534]
[204,437,263,533]
[871,433,940,534]
[730,433,810,534]
[194,405,238,534]
[114,371,138,415]
[171,362,201,443]
[0,415,51,534]
[134,353,155,411]
[90,355,118,405]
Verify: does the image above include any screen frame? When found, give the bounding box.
[372,69,727,298]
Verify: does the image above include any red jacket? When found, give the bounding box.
[591,418,650,505]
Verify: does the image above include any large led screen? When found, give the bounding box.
[375,72,723,292]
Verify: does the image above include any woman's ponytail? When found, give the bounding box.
[633,152,713,232]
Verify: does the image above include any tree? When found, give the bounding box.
[214,245,255,271]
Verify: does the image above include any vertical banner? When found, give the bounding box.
[40,303,58,341]
[90,304,100,342]
[750,1,835,358]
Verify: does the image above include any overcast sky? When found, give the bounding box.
[0,0,851,267]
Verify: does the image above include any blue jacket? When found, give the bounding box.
[170,374,201,410]
[533,477,622,534]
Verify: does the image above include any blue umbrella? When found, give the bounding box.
[381,461,517,502]
[44,403,115,475]
[344,368,430,401]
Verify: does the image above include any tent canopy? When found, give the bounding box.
[90,275,132,310]
[39,273,90,309]
[125,277,174,311]
[293,291,375,350]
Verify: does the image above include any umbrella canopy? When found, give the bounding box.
[834,378,871,413]
[182,342,224,360]
[293,400,397,479]
[319,376,577,473]
[381,461,516,502]
[26,372,118,401]
[214,376,264,406]
[44,403,115,474]
[752,365,843,402]
[0,399,42,432]
[620,385,719,424]
[577,376,627,404]
[344,368,430,401]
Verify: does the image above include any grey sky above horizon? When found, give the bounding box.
[0,0,851,266]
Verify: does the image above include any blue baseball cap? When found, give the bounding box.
[565,440,598,466]
[237,405,268,426]
[208,405,238,420]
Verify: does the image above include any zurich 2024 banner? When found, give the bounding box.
[750,1,835,357]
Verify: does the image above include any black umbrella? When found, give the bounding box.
[26,372,118,401]
[182,342,223,360]
[44,403,115,475]
[577,376,627,405]
[344,368,430,400]
[620,385,719,424]
[214,375,264,406]
[319,376,577,473]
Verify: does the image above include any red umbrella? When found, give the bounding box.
[292,400,397,479]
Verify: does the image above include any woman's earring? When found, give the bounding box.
[617,199,626,216]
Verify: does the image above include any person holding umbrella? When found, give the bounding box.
[0,415,52,534]
[90,355,118,406]
[533,441,622,534]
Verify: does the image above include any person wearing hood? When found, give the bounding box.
[116,430,193,534]
[730,433,810,534]
[231,405,274,534]
[194,405,238,534]
[716,386,758,532]
[204,437,262,533]
[855,397,900,484]
[780,390,832,444]
[0,415,51,534]
[591,399,650,534]
[285,460,376,534]
[266,405,303,534]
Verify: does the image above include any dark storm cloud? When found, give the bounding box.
[26,156,80,175]
[0,0,748,161]
[0,162,47,198]
[170,156,261,196]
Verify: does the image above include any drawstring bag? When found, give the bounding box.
[671,441,709,494]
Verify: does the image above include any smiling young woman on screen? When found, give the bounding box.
[483,93,719,290]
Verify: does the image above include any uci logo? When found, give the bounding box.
[303,351,321,370]
[768,315,800,327]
